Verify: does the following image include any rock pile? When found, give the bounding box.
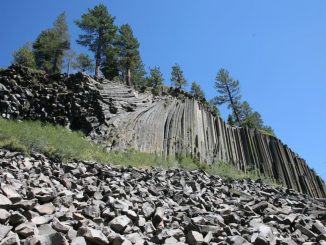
[0,65,105,135]
[0,148,325,245]
[0,65,325,198]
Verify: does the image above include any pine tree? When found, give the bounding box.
[12,42,36,69]
[227,114,235,126]
[214,68,242,125]
[147,67,164,88]
[190,81,205,100]
[102,46,119,80]
[207,99,220,117]
[62,50,76,75]
[75,4,117,78]
[33,12,70,73]
[114,24,144,87]
[72,53,94,73]
[171,64,187,89]
[230,100,275,136]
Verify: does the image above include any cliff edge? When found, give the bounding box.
[0,65,325,198]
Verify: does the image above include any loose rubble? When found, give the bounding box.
[0,148,325,244]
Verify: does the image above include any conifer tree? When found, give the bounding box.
[147,66,164,88]
[72,53,94,73]
[12,42,36,69]
[63,50,76,75]
[190,81,205,100]
[33,12,70,73]
[75,4,117,78]
[207,99,220,117]
[115,24,144,87]
[214,68,242,124]
[102,46,119,80]
[171,64,187,89]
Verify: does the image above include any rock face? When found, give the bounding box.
[0,65,325,198]
[0,148,325,244]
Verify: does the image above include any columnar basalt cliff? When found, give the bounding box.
[0,65,325,198]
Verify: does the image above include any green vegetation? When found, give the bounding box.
[0,119,280,186]
[72,53,94,73]
[33,12,70,73]
[214,68,242,124]
[9,3,278,137]
[214,69,275,136]
[12,42,36,69]
[171,64,187,89]
[190,81,205,100]
[75,4,117,78]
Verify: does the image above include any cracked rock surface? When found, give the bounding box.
[0,148,326,244]
[0,65,325,198]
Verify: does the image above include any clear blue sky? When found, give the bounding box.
[1,1,325,181]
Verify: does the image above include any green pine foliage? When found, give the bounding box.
[214,68,242,125]
[102,46,120,80]
[146,66,164,94]
[75,4,117,78]
[72,53,94,73]
[207,99,220,117]
[12,42,36,69]
[228,101,275,136]
[33,12,70,73]
[190,81,205,100]
[171,64,187,89]
[115,24,145,87]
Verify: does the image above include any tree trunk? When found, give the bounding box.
[226,84,242,125]
[127,68,132,87]
[52,52,58,74]
[95,48,101,79]
[67,59,71,76]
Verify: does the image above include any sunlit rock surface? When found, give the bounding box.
[0,65,325,198]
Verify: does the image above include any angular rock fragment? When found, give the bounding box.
[109,215,131,233]
[187,231,204,245]
[0,209,10,223]
[34,203,56,215]
[0,224,12,240]
[1,185,21,203]
[77,227,109,245]
[0,194,12,208]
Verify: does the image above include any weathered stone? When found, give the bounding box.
[0,233,20,245]
[83,205,101,219]
[14,223,35,238]
[109,215,131,233]
[9,211,26,226]
[142,202,155,219]
[38,224,56,236]
[30,232,68,245]
[0,194,12,208]
[0,224,12,240]
[1,185,21,203]
[77,227,109,245]
[71,237,87,245]
[295,224,316,238]
[227,235,249,245]
[187,231,204,245]
[34,203,56,215]
[0,209,10,223]
[153,207,165,225]
[31,215,53,225]
[52,218,70,233]
[312,220,326,235]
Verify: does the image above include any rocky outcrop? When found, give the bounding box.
[0,148,326,244]
[0,65,325,198]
